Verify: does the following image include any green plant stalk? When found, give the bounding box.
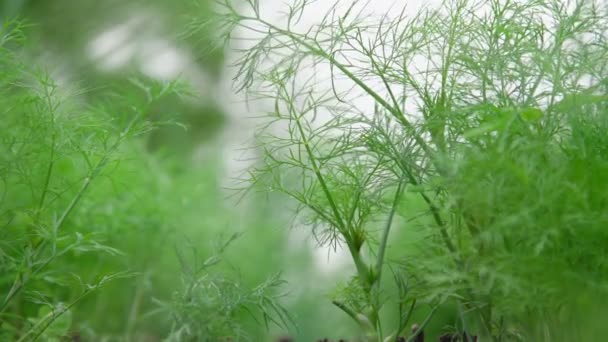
[374,177,405,288]
[0,169,95,318]
[37,132,55,213]
[37,77,59,213]
[405,303,440,342]
[396,299,417,339]
[16,271,133,342]
[332,300,360,324]
[16,290,88,342]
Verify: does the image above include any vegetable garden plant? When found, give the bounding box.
[1,0,607,340]
[209,0,608,340]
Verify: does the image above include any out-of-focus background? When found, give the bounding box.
[0,0,366,340]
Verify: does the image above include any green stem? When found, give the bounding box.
[405,303,440,342]
[38,83,58,213]
[332,300,359,323]
[17,288,91,342]
[374,177,405,287]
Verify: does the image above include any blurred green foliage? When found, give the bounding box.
[0,4,304,341]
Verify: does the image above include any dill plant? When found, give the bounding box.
[1,18,293,341]
[157,232,293,342]
[0,20,184,340]
[210,0,608,340]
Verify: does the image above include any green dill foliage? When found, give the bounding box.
[215,0,608,340]
[160,233,293,342]
[0,16,293,342]
[0,20,183,340]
